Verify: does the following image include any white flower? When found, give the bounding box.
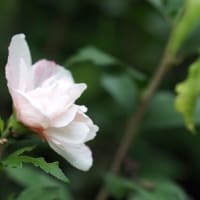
[5,34,98,171]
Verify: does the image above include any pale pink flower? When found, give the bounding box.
[5,34,98,171]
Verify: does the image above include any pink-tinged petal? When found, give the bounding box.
[75,111,99,141]
[47,83,87,116]
[33,60,74,88]
[18,59,33,91]
[11,89,49,129]
[47,139,93,171]
[41,81,86,109]
[32,60,58,87]
[6,34,32,90]
[26,84,86,124]
[50,105,78,127]
[85,123,98,142]
[45,121,89,144]
[65,83,87,104]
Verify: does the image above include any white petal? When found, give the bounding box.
[6,34,32,90]
[47,139,93,171]
[66,84,87,104]
[18,59,33,91]
[85,123,98,142]
[45,121,89,144]
[75,111,99,141]
[51,106,78,127]
[33,60,74,88]
[11,89,49,129]
[32,60,59,88]
[51,102,87,127]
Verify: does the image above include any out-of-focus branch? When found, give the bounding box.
[96,46,176,200]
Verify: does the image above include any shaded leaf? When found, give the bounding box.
[133,140,185,179]
[147,0,184,23]
[16,186,67,200]
[106,175,150,199]
[168,0,200,54]
[6,166,72,199]
[67,46,117,67]
[143,92,184,130]
[2,146,68,183]
[101,73,137,111]
[106,175,190,200]
[129,179,190,200]
[67,46,146,83]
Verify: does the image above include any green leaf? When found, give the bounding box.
[105,175,150,199]
[16,186,68,200]
[133,140,185,179]
[168,0,200,54]
[67,46,117,67]
[143,92,185,130]
[101,73,137,111]
[67,46,146,83]
[175,58,200,132]
[6,166,72,199]
[106,175,189,200]
[129,179,189,200]
[147,0,184,23]
[2,146,68,183]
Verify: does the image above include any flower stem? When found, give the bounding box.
[96,41,176,200]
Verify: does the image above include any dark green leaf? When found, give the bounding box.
[147,0,184,23]
[2,146,68,183]
[67,46,117,67]
[106,175,189,200]
[133,140,185,179]
[101,73,137,110]
[6,166,72,199]
[129,179,190,200]
[67,46,146,83]
[106,175,150,199]
[16,186,67,200]
[143,92,184,130]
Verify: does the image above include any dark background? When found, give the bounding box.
[1,0,200,199]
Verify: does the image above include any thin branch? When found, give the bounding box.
[96,48,175,200]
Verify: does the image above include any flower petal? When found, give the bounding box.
[26,83,86,124]
[33,60,74,88]
[50,105,78,127]
[11,89,49,129]
[75,111,99,142]
[45,121,89,144]
[6,34,32,90]
[47,139,93,171]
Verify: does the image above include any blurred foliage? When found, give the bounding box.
[1,0,200,199]
[106,175,190,200]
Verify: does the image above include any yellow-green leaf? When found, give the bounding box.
[175,58,200,132]
[168,0,200,54]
